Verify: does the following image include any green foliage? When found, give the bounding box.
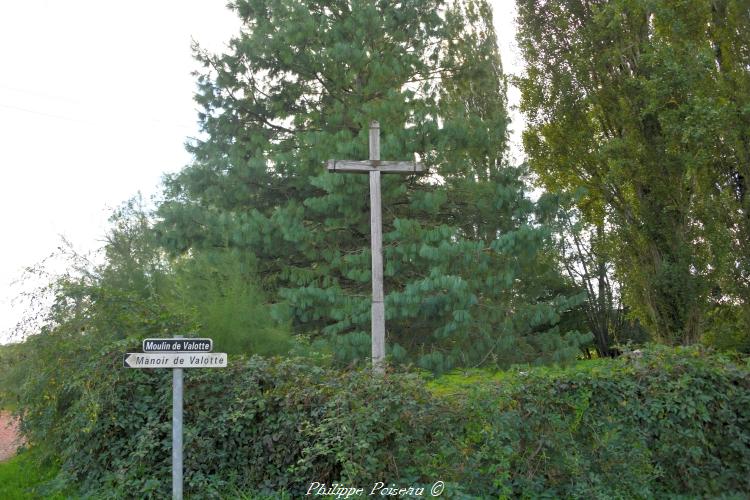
[702,303,750,353]
[16,345,749,498]
[0,448,67,500]
[166,248,293,356]
[517,0,750,348]
[0,342,26,411]
[155,0,588,372]
[541,191,653,357]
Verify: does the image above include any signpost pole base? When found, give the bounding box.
[173,337,183,500]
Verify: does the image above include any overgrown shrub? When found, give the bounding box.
[16,345,750,498]
[434,346,750,498]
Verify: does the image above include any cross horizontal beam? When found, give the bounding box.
[327,159,424,174]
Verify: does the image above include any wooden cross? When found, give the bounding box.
[327,121,423,373]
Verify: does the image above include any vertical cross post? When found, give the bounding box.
[369,122,385,373]
[327,121,423,373]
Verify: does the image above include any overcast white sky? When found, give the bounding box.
[0,0,524,344]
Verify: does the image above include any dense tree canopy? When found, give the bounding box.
[517,0,750,349]
[156,0,589,371]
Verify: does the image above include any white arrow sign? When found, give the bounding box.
[123,352,227,368]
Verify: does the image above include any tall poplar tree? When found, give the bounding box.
[517,0,750,347]
[156,0,588,372]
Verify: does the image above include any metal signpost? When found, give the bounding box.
[327,121,423,373]
[125,336,226,500]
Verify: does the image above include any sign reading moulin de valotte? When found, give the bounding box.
[142,337,213,352]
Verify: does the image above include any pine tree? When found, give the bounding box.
[156,0,588,372]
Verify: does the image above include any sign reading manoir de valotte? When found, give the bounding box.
[123,352,227,368]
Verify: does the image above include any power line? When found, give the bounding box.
[0,102,198,132]
[0,82,84,105]
[0,102,89,124]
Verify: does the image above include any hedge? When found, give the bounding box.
[16,344,750,498]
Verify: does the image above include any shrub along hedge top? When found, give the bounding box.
[431,347,750,498]
[20,345,750,498]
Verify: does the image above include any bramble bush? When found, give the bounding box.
[14,344,750,498]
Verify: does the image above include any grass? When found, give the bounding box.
[1,401,17,413]
[426,357,613,396]
[0,449,68,500]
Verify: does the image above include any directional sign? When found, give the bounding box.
[124,352,227,368]
[142,338,213,353]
